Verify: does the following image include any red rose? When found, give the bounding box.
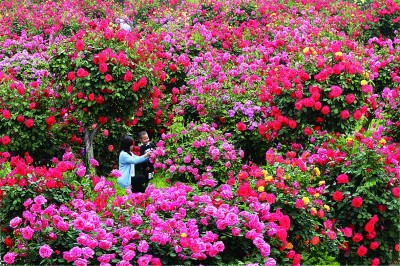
[25,118,34,128]
[371,258,380,266]
[332,191,343,201]
[5,237,13,247]
[365,222,375,233]
[104,74,112,82]
[2,109,11,119]
[345,94,355,104]
[169,63,177,71]
[356,245,368,257]
[77,68,89,78]
[138,77,147,87]
[336,173,349,184]
[392,187,400,198]
[351,196,363,208]
[88,93,95,101]
[366,231,376,240]
[237,122,247,132]
[304,127,313,136]
[16,115,24,123]
[124,70,133,82]
[99,63,108,73]
[353,110,362,120]
[46,116,56,129]
[75,39,84,51]
[340,110,350,119]
[314,101,322,110]
[1,135,11,145]
[67,71,75,81]
[369,241,379,250]
[96,95,104,104]
[98,116,108,125]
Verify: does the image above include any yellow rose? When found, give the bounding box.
[380,138,386,145]
[258,186,265,192]
[303,47,310,54]
[335,51,343,57]
[324,205,330,211]
[302,197,310,205]
[361,80,368,86]
[265,175,273,182]
[314,167,321,177]
[314,193,320,198]
[319,180,326,186]
[180,233,187,238]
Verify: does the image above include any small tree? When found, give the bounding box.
[48,23,160,172]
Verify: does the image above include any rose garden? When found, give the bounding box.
[0,0,399,265]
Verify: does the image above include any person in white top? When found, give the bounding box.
[117,135,151,194]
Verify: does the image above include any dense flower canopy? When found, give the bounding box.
[0,0,399,265]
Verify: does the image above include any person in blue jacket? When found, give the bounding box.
[117,135,151,194]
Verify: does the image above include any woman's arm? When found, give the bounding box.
[120,152,149,165]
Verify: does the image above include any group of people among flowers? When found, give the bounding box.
[117,131,156,194]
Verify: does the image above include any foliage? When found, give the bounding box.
[308,129,400,265]
[153,118,244,185]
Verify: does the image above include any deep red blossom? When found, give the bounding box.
[2,109,11,119]
[98,116,108,125]
[237,122,247,132]
[345,94,356,104]
[46,116,56,129]
[104,74,112,82]
[67,71,75,81]
[76,68,89,78]
[25,118,34,128]
[124,70,133,82]
[321,105,330,115]
[88,93,95,101]
[351,197,363,208]
[332,191,344,201]
[99,63,108,73]
[392,187,400,198]
[16,115,24,123]
[96,95,104,104]
[369,241,379,250]
[353,110,363,120]
[365,222,375,233]
[356,245,368,257]
[4,237,13,247]
[336,173,349,184]
[340,110,350,119]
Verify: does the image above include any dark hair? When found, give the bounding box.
[119,135,134,154]
[138,131,148,139]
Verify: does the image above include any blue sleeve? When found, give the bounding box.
[120,152,149,164]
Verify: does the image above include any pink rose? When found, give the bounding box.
[39,244,53,258]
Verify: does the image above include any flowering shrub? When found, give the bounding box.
[307,129,400,265]
[1,151,292,265]
[1,0,400,265]
[234,155,344,265]
[153,118,244,185]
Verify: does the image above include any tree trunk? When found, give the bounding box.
[84,124,102,175]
